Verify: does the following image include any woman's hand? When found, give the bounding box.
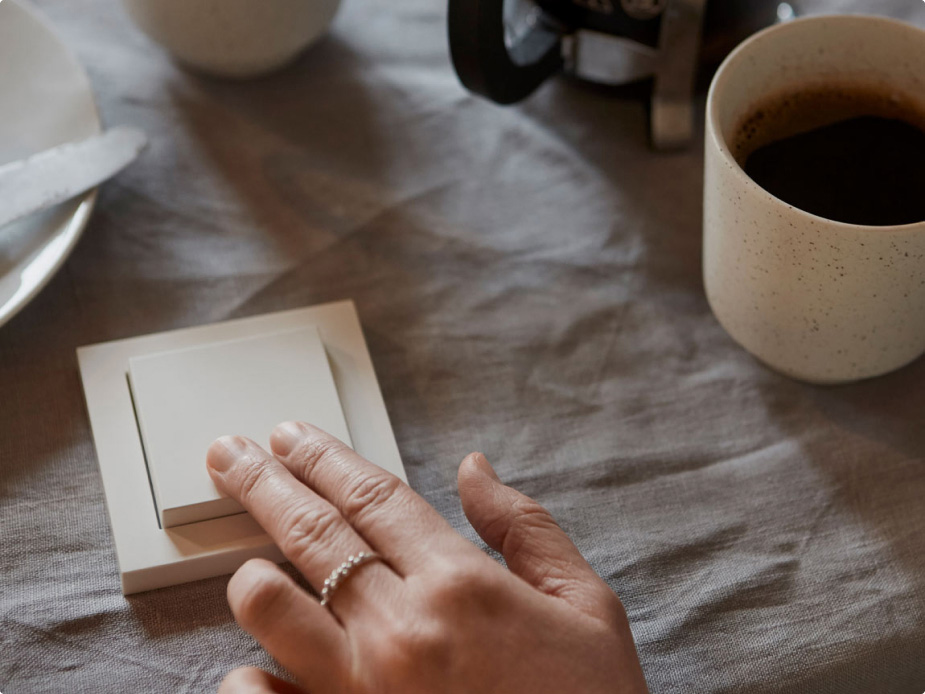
[206,422,648,694]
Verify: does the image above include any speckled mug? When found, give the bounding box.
[122,0,341,79]
[704,15,925,385]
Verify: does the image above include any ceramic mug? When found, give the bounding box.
[122,0,342,79]
[703,15,925,385]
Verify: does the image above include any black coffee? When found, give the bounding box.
[734,87,925,226]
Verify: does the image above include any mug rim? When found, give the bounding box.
[706,13,925,233]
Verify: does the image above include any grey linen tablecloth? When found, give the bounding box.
[2,0,924,691]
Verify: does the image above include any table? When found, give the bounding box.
[2,0,924,691]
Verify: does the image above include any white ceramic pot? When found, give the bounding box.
[122,0,342,79]
[703,15,925,384]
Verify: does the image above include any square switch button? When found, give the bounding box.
[128,326,352,528]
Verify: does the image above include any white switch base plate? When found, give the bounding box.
[77,300,405,595]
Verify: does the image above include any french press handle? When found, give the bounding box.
[448,0,564,105]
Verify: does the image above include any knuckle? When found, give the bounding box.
[501,497,558,550]
[389,618,453,670]
[341,472,402,522]
[479,494,557,554]
[427,559,503,614]
[235,456,274,505]
[510,496,557,530]
[292,436,346,481]
[227,561,289,628]
[279,503,344,566]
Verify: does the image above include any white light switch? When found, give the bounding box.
[128,326,352,528]
[79,301,404,594]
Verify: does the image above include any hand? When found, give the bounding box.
[206,422,649,694]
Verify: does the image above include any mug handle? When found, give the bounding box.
[448,0,564,105]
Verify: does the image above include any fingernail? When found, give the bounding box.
[475,452,501,482]
[207,435,247,473]
[270,421,303,457]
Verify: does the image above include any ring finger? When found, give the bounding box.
[207,435,402,619]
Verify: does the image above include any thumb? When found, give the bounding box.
[457,452,615,615]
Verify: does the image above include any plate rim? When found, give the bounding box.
[0,0,101,330]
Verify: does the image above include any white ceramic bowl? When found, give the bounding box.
[122,0,342,79]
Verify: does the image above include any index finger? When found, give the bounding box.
[206,435,401,619]
[269,421,477,573]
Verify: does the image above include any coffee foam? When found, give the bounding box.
[732,82,925,165]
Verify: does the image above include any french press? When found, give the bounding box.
[448,0,793,148]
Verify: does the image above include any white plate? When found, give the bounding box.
[0,0,100,329]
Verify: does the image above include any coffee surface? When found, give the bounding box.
[734,86,925,226]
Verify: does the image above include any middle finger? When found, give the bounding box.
[207,435,403,618]
[269,421,479,574]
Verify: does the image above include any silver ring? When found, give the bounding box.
[319,551,382,608]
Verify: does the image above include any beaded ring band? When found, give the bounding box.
[319,551,382,608]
